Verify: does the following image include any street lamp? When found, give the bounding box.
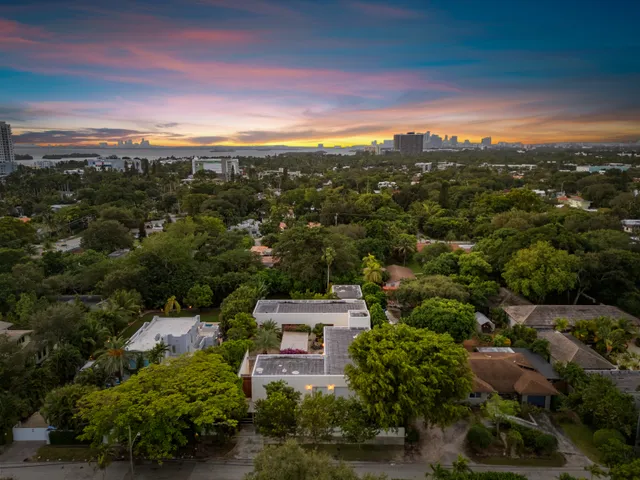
[128,426,141,478]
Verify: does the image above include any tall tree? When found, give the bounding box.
[503,241,579,302]
[95,336,130,380]
[42,384,98,432]
[321,246,336,292]
[79,352,247,461]
[254,381,301,440]
[81,220,133,254]
[345,324,472,428]
[393,233,417,266]
[405,297,476,343]
[296,391,337,444]
[362,254,383,284]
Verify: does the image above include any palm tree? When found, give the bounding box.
[362,254,383,284]
[80,317,110,357]
[106,290,142,318]
[616,317,637,340]
[163,296,181,316]
[96,336,131,380]
[147,341,171,364]
[253,329,280,354]
[321,246,336,292]
[393,234,416,266]
[260,319,281,335]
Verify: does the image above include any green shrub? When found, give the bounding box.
[467,424,494,452]
[507,429,523,454]
[593,428,625,448]
[599,438,635,467]
[512,339,529,348]
[534,433,558,455]
[48,430,91,446]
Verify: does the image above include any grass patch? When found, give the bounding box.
[120,309,220,339]
[405,259,423,275]
[33,445,97,462]
[301,444,404,462]
[471,452,566,467]
[559,422,601,463]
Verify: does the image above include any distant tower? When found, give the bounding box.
[0,121,16,177]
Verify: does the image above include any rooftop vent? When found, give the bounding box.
[256,367,263,374]
[292,370,299,375]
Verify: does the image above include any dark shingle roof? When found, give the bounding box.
[504,305,639,328]
[537,330,615,370]
[324,327,366,374]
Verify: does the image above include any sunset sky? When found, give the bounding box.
[1,0,639,146]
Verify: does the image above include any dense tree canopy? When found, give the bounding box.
[405,297,476,342]
[345,324,472,428]
[78,351,247,460]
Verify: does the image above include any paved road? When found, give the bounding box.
[0,460,592,480]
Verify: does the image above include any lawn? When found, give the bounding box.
[33,445,97,462]
[404,259,423,275]
[120,308,221,339]
[301,444,404,462]
[559,422,601,463]
[471,452,566,467]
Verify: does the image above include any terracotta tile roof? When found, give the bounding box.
[251,246,272,254]
[469,352,558,396]
[385,265,416,283]
[503,305,639,328]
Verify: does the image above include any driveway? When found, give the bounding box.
[0,442,44,463]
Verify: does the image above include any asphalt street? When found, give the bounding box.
[0,460,592,480]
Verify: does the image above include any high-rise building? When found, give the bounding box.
[428,134,443,148]
[393,132,424,155]
[140,138,150,147]
[481,137,492,146]
[317,144,324,149]
[450,136,458,146]
[0,121,16,177]
[192,157,240,181]
[371,140,377,146]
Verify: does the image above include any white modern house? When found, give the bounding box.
[126,315,218,358]
[248,326,365,402]
[252,298,370,329]
[331,285,363,299]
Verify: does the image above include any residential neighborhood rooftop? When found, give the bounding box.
[127,316,200,352]
[469,351,559,396]
[477,347,559,379]
[253,355,325,376]
[254,299,367,314]
[503,304,639,328]
[331,284,363,299]
[537,330,615,370]
[325,327,366,374]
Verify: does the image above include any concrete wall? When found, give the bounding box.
[347,312,371,329]
[251,374,348,402]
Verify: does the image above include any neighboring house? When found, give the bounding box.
[107,248,130,259]
[536,330,615,371]
[331,285,363,300]
[383,264,415,291]
[0,322,49,364]
[126,316,218,360]
[557,195,592,210]
[229,219,262,237]
[250,245,277,268]
[57,295,105,311]
[502,305,639,329]
[476,347,560,383]
[475,312,495,333]
[253,298,370,329]
[622,219,640,234]
[468,351,559,409]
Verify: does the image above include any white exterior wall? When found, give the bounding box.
[12,427,49,442]
[254,311,350,328]
[465,392,490,406]
[251,374,348,402]
[348,312,371,329]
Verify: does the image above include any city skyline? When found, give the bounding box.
[1,0,639,147]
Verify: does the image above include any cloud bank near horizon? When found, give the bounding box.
[1,0,639,146]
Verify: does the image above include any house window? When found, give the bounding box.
[469,392,482,399]
[171,345,176,354]
[312,386,328,395]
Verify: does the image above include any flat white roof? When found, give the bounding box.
[280,331,309,352]
[127,316,199,352]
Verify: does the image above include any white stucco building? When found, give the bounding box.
[126,315,218,358]
[191,157,239,180]
[252,298,370,329]
[249,326,364,403]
